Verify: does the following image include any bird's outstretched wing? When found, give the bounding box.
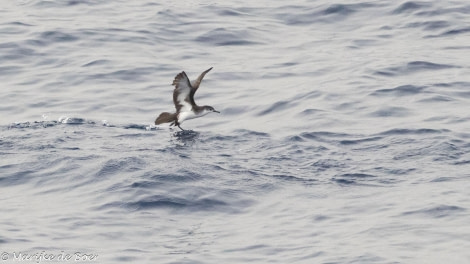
[172,71,193,113]
[189,67,212,105]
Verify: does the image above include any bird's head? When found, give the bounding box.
[204,106,220,114]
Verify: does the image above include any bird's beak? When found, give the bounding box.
[214,110,220,113]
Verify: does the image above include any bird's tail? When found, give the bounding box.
[155,112,177,125]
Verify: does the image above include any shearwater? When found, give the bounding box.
[155,67,219,131]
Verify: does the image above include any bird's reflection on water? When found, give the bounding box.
[172,130,200,144]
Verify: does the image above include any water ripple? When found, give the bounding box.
[402,205,466,218]
[374,61,460,76]
[277,3,374,25]
[393,2,431,14]
[196,28,261,46]
[371,85,425,97]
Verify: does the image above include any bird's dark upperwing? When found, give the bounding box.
[172,71,193,113]
[189,67,212,105]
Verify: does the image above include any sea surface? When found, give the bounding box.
[1,0,470,263]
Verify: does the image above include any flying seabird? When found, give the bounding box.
[155,67,219,130]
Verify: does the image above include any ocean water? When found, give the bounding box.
[1,0,470,263]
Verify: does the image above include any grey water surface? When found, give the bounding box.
[1,0,470,263]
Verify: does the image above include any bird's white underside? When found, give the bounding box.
[178,108,211,123]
